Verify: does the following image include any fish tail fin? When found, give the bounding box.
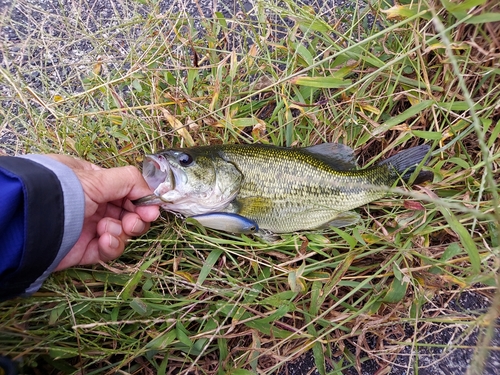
[380,145,432,184]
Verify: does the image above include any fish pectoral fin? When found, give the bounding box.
[233,196,273,217]
[303,143,358,171]
[188,212,259,234]
[326,211,361,228]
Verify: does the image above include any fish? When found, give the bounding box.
[133,143,431,234]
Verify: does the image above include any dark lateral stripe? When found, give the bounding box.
[0,157,64,299]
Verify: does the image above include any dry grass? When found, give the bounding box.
[1,0,500,374]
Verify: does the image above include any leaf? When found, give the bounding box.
[392,263,403,281]
[161,108,195,147]
[403,201,425,211]
[214,11,228,29]
[48,304,66,325]
[466,13,500,24]
[331,64,357,79]
[291,42,314,66]
[293,17,330,33]
[146,330,176,350]
[448,157,471,170]
[49,347,80,359]
[192,319,217,354]
[218,337,229,362]
[331,227,358,250]
[437,101,482,111]
[361,233,383,244]
[374,100,434,136]
[244,320,298,339]
[310,281,322,316]
[174,271,196,283]
[252,305,289,324]
[440,0,488,20]
[358,103,381,115]
[197,248,223,285]
[441,243,463,262]
[483,118,498,148]
[121,271,143,300]
[317,253,355,306]
[131,79,142,92]
[130,297,151,316]
[288,266,307,292]
[312,341,326,375]
[382,4,431,20]
[231,117,260,129]
[92,60,102,76]
[187,68,198,94]
[412,130,443,140]
[291,75,352,88]
[439,207,481,274]
[227,370,256,375]
[260,291,298,307]
[176,321,193,347]
[382,278,408,303]
[444,0,487,12]
[488,222,499,248]
[305,233,330,244]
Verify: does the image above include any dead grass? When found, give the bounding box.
[1,0,500,374]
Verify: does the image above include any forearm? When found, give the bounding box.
[0,155,84,300]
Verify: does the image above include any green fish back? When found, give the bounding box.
[216,144,395,233]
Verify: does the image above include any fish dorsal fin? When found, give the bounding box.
[303,143,357,171]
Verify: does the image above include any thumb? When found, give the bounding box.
[77,166,153,205]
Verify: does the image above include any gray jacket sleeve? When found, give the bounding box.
[0,155,84,300]
[21,155,85,295]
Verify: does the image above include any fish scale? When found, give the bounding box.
[215,145,396,232]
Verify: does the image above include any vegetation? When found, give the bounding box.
[1,0,499,374]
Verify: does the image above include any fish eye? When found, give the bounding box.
[178,152,194,167]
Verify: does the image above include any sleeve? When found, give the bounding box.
[0,155,85,301]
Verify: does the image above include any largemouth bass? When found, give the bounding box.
[134,143,430,234]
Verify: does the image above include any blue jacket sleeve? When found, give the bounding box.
[0,155,85,301]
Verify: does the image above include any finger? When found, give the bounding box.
[55,237,100,270]
[134,206,160,222]
[99,202,160,225]
[97,217,124,238]
[98,233,126,262]
[121,212,151,236]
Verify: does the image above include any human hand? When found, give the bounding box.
[46,155,160,271]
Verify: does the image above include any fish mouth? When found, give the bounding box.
[143,155,175,192]
[133,155,175,206]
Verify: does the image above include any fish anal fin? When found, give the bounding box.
[326,211,361,228]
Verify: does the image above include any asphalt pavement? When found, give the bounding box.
[1,1,499,374]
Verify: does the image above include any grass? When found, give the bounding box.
[1,0,500,374]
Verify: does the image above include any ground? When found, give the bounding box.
[0,1,499,374]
